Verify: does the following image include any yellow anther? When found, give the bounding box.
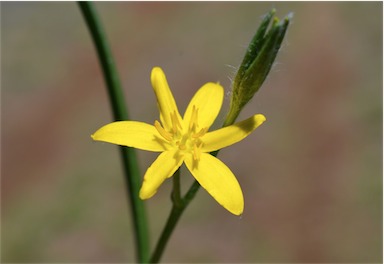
[171,111,182,134]
[154,120,173,141]
[179,144,186,150]
[189,105,199,130]
[192,127,208,138]
[176,140,187,150]
[193,143,201,161]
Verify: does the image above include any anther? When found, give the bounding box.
[154,120,173,141]
[193,143,201,161]
[179,144,186,150]
[189,105,199,130]
[171,111,182,134]
[176,140,186,150]
[192,127,208,138]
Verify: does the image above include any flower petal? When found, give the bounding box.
[91,121,169,152]
[139,150,183,199]
[201,114,266,152]
[185,153,244,215]
[151,67,182,131]
[183,82,224,130]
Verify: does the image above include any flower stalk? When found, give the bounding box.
[78,2,149,263]
[150,168,203,263]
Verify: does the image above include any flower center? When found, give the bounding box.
[154,105,208,160]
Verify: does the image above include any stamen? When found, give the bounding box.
[189,105,199,130]
[193,143,201,161]
[171,110,182,134]
[154,120,173,141]
[192,127,208,138]
[176,140,186,150]
[179,144,186,150]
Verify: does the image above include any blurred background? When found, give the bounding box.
[1,2,382,263]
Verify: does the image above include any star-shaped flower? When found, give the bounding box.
[92,67,265,215]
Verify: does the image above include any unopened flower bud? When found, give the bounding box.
[225,9,292,126]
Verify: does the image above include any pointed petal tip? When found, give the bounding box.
[152,66,162,71]
[225,197,244,216]
[221,199,244,216]
[255,114,267,124]
[91,131,100,141]
[139,188,154,200]
[185,153,244,216]
[231,207,244,216]
[151,66,161,73]
[151,67,165,83]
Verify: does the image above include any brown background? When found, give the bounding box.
[2,2,382,263]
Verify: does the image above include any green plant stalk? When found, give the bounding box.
[171,169,182,207]
[150,179,201,264]
[78,2,149,263]
[149,149,220,264]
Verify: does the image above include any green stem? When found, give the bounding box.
[149,205,184,263]
[150,180,200,263]
[171,169,182,207]
[78,2,149,262]
[149,152,219,263]
[223,107,241,128]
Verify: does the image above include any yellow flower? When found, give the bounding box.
[92,67,266,215]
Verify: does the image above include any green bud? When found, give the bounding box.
[225,9,291,126]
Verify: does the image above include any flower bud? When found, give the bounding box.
[225,9,292,126]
